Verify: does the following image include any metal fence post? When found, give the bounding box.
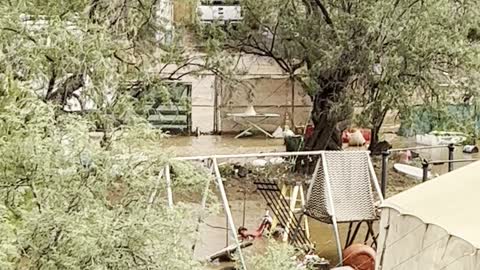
[422,159,429,182]
[381,151,390,198]
[448,144,455,172]
[165,164,173,208]
[212,158,247,269]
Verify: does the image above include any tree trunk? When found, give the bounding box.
[305,112,341,151]
[368,125,380,152]
[368,106,390,154]
[46,73,84,107]
[304,70,353,151]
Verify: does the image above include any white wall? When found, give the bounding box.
[154,53,309,133]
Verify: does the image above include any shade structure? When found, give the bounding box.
[376,161,480,270]
[304,151,383,265]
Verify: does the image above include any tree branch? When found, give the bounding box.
[1,27,37,43]
[45,56,57,101]
[88,0,101,20]
[312,0,334,27]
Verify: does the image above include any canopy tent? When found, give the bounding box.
[376,161,480,270]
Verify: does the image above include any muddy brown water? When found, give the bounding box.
[163,135,285,157]
[157,134,478,268]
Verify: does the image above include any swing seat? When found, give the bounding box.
[305,151,380,224]
[303,151,383,264]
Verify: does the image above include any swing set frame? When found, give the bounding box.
[159,150,381,269]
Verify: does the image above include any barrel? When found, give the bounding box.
[285,135,304,152]
[343,244,375,270]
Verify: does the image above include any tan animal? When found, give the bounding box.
[392,150,412,164]
[348,129,366,146]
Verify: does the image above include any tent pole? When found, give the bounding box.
[212,157,247,269]
[321,153,343,265]
[191,164,213,253]
[165,164,174,208]
[367,154,385,202]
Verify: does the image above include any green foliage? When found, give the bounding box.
[398,103,480,137]
[0,1,217,269]
[0,86,210,269]
[204,0,480,138]
[237,241,298,270]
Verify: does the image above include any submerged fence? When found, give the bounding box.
[380,144,479,197]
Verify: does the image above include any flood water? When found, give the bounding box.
[198,200,372,268]
[162,134,478,268]
[162,135,284,157]
[387,135,479,174]
[165,134,479,174]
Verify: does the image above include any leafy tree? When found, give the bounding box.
[237,241,297,270]
[0,1,216,269]
[206,0,480,149]
[0,97,210,269]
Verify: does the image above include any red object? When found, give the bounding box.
[343,244,376,270]
[238,216,272,240]
[361,129,371,142]
[305,125,314,139]
[342,131,350,143]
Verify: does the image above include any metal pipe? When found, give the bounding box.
[225,215,229,247]
[290,76,295,127]
[242,188,246,227]
[345,222,353,249]
[191,166,213,253]
[174,150,368,161]
[212,158,247,269]
[422,160,429,182]
[321,153,344,265]
[380,151,390,198]
[165,164,173,208]
[389,145,448,152]
[448,144,455,172]
[368,156,384,203]
[430,159,478,165]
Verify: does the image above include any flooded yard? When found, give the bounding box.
[159,134,479,268]
[162,135,285,156]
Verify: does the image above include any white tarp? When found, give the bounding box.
[376,161,480,270]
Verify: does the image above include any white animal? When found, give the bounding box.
[283,126,295,138]
[348,130,366,146]
[269,157,285,165]
[251,159,268,167]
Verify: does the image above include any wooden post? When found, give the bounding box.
[290,76,295,128]
[298,185,310,239]
[275,181,310,241]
